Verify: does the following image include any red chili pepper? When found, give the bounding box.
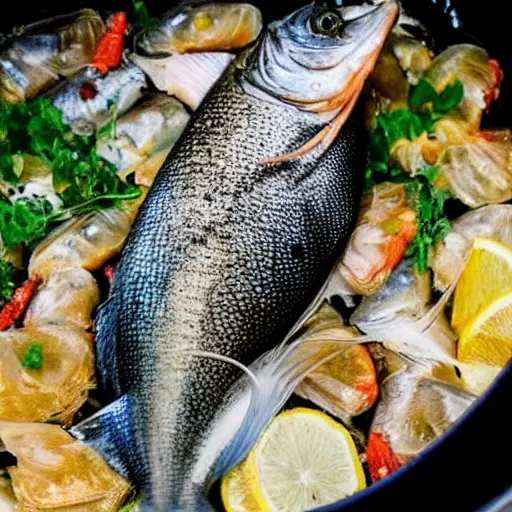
[485,59,504,108]
[366,432,404,483]
[0,277,41,331]
[104,265,115,287]
[90,12,128,75]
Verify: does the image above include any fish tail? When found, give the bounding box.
[69,394,138,483]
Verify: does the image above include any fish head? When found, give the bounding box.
[245,0,399,113]
[136,3,263,57]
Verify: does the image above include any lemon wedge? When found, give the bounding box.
[243,408,366,512]
[452,237,512,335]
[458,292,512,367]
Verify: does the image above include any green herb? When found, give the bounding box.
[434,81,464,113]
[0,259,16,304]
[132,0,160,31]
[97,101,118,140]
[21,343,44,370]
[365,80,464,272]
[405,167,453,273]
[367,79,465,190]
[366,108,439,189]
[0,98,140,249]
[409,78,464,114]
[0,198,55,249]
[119,497,142,512]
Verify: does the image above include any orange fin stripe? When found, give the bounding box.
[259,46,382,166]
[260,80,364,166]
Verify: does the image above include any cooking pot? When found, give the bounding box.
[1,1,511,511]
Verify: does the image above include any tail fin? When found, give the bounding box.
[70,394,140,483]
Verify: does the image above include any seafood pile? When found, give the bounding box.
[0,1,510,511]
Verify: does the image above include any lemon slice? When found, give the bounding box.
[458,292,512,367]
[452,237,512,335]
[244,408,366,512]
[222,463,260,512]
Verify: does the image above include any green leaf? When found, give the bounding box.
[0,259,16,304]
[0,198,55,249]
[434,81,464,113]
[409,79,439,110]
[416,166,441,182]
[132,0,160,31]
[21,343,44,370]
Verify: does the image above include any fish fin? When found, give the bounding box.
[69,394,137,482]
[213,329,365,477]
[132,53,233,110]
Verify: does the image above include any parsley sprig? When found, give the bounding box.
[365,78,464,272]
[0,99,140,250]
[0,259,17,305]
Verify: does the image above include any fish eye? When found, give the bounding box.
[311,9,344,36]
[193,12,213,31]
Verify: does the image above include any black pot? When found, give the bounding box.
[1,1,511,511]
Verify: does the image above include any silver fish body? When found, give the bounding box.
[83,1,398,509]
[48,61,147,135]
[0,9,105,103]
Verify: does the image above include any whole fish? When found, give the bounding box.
[132,3,263,110]
[0,9,105,103]
[73,1,398,510]
[135,2,262,57]
[48,60,147,135]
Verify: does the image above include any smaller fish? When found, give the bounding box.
[294,304,379,423]
[135,3,262,57]
[351,258,501,395]
[0,9,105,103]
[433,205,512,291]
[424,44,503,131]
[0,421,130,511]
[366,366,476,481]
[391,118,512,208]
[438,129,512,208]
[48,59,147,135]
[131,3,262,110]
[25,267,100,330]
[97,93,190,185]
[352,258,458,363]
[29,199,144,280]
